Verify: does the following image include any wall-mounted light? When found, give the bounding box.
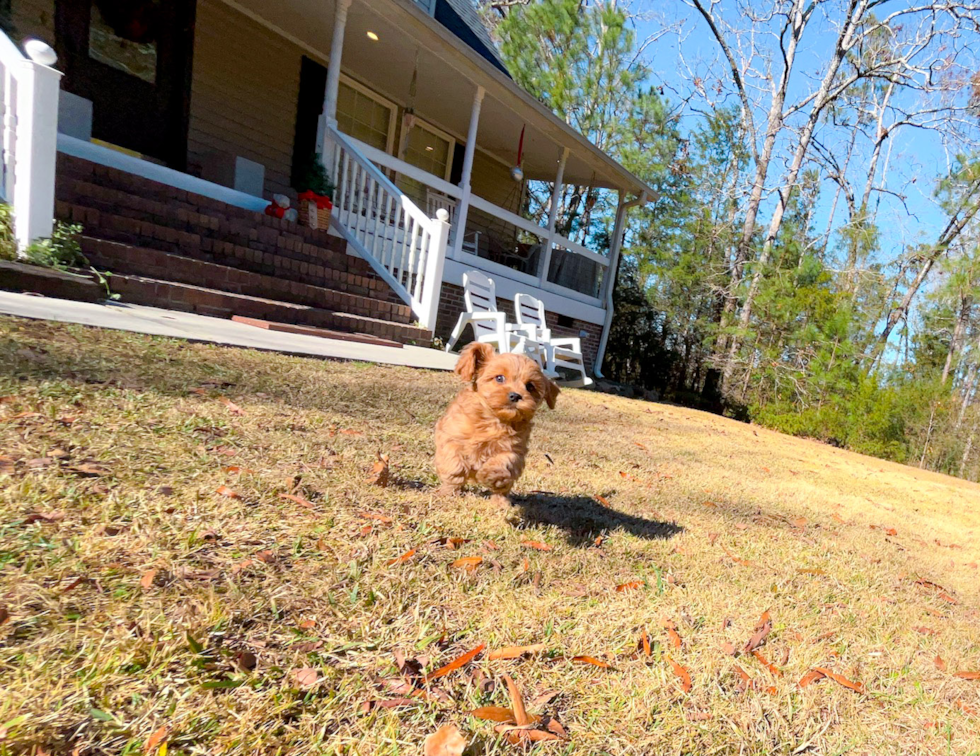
[366,31,379,41]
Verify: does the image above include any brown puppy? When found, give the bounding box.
[435,342,559,511]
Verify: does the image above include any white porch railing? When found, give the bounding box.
[0,33,62,250]
[326,124,450,331]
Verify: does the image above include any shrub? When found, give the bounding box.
[22,221,87,270]
[0,204,16,261]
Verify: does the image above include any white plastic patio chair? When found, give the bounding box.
[514,292,594,387]
[444,271,551,373]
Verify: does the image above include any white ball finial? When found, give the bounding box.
[436,208,450,222]
[24,39,58,66]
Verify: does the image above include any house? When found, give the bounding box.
[1,0,652,374]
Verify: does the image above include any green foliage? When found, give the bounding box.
[0,203,16,261]
[293,153,335,197]
[22,222,87,270]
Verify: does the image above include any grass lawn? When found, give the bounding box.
[1,316,979,756]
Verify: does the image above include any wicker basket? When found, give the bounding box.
[300,199,332,230]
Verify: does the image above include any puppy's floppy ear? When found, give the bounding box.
[455,342,496,383]
[544,378,560,409]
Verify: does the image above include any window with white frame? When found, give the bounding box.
[402,122,454,181]
[335,78,396,154]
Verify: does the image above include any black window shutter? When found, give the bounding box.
[291,55,328,190]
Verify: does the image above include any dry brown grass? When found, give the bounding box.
[1,316,978,756]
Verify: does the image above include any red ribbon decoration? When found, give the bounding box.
[297,190,334,210]
[264,203,285,219]
[516,125,525,167]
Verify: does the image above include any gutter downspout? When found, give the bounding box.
[593,191,648,381]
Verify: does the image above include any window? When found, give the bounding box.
[402,123,453,180]
[88,0,159,84]
[411,0,437,15]
[335,78,396,153]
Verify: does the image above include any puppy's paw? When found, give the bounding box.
[438,483,463,497]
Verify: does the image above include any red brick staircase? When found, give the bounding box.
[53,154,432,346]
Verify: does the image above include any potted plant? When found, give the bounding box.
[295,153,335,230]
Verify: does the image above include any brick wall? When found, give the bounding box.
[434,282,602,372]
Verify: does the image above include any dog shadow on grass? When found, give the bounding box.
[511,492,683,546]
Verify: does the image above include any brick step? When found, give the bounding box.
[107,274,432,347]
[58,201,394,302]
[81,237,415,325]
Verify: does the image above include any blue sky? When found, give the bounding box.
[627,2,976,272]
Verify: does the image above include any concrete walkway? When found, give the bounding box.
[0,291,459,371]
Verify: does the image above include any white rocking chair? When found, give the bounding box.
[445,271,551,372]
[514,292,593,388]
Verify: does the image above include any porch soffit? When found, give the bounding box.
[220,0,654,196]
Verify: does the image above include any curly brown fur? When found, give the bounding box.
[435,342,559,509]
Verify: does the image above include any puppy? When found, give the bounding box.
[435,342,559,512]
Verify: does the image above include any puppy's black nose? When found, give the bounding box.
[508,392,522,403]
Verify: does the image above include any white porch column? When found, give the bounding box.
[537,146,568,286]
[450,85,485,259]
[320,0,352,172]
[14,44,63,251]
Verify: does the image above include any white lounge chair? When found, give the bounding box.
[444,271,550,371]
[514,292,593,387]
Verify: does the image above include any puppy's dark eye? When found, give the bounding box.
[525,382,536,393]
[495,375,505,383]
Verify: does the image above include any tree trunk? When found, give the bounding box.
[942,295,972,385]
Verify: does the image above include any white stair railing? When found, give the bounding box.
[0,33,62,250]
[326,124,450,332]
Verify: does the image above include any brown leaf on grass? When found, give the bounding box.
[743,611,772,653]
[441,537,471,550]
[223,465,254,474]
[482,540,499,550]
[144,726,169,754]
[368,452,390,487]
[502,673,530,726]
[884,527,898,536]
[339,428,364,436]
[68,461,108,477]
[471,706,516,723]
[914,626,939,636]
[668,658,693,693]
[521,540,552,551]
[935,655,947,672]
[708,533,719,545]
[423,644,485,683]
[720,642,737,657]
[702,501,718,508]
[359,698,416,713]
[938,591,958,605]
[779,647,790,666]
[423,724,466,756]
[140,570,157,590]
[662,619,682,649]
[634,441,648,450]
[360,511,393,524]
[953,671,980,680]
[387,548,416,567]
[487,644,546,661]
[734,522,749,531]
[451,556,483,573]
[217,396,244,415]
[23,511,65,524]
[298,619,316,631]
[733,664,751,693]
[291,667,319,689]
[616,581,642,592]
[639,628,652,657]
[571,655,612,669]
[798,667,865,693]
[0,455,14,474]
[792,517,807,529]
[752,650,784,677]
[0,605,9,627]
[954,699,979,716]
[215,485,241,499]
[280,493,314,509]
[596,494,611,507]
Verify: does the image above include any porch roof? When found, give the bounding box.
[223,0,655,196]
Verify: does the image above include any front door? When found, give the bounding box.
[55,0,196,169]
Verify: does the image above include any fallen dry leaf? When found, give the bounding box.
[751,650,783,677]
[733,664,752,694]
[215,485,241,499]
[662,619,682,649]
[424,644,485,683]
[720,641,737,657]
[387,548,416,566]
[291,667,319,689]
[471,706,517,723]
[596,494,611,506]
[616,581,642,592]
[217,396,244,415]
[953,671,980,680]
[360,511,393,524]
[280,493,314,509]
[935,655,947,672]
[572,655,612,669]
[798,667,865,693]
[487,644,546,661]
[140,570,157,590]
[23,511,65,525]
[144,725,168,754]
[451,556,483,573]
[521,540,552,552]
[743,610,772,653]
[639,628,652,657]
[368,452,390,487]
[668,658,693,693]
[423,724,466,756]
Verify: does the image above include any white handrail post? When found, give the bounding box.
[14,42,62,251]
[321,0,352,177]
[538,146,568,287]
[450,85,484,259]
[418,208,450,330]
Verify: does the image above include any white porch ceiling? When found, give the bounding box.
[220,0,654,195]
